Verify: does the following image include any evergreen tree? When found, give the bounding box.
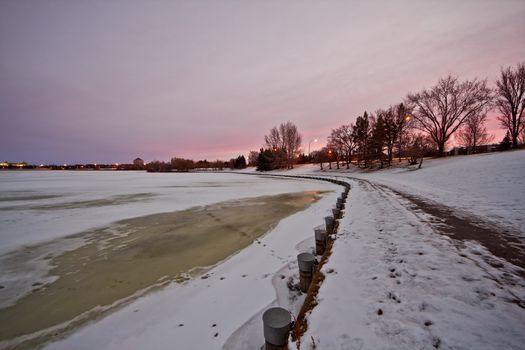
[499,131,512,151]
[352,112,372,167]
[371,114,387,168]
[256,148,276,171]
[234,155,247,169]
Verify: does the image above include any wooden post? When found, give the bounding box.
[297,252,316,292]
[332,207,341,219]
[263,307,292,350]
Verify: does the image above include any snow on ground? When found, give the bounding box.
[245,152,525,349]
[301,150,525,236]
[3,151,524,349]
[302,178,525,350]
[0,170,340,349]
[44,180,339,350]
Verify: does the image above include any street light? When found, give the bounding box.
[308,138,318,155]
[399,115,412,162]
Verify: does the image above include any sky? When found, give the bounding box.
[1,0,524,164]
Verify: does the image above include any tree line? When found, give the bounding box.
[146,155,246,172]
[282,61,524,171]
[145,62,523,173]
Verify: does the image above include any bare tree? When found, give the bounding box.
[377,105,410,166]
[247,151,259,167]
[282,122,302,169]
[406,75,493,157]
[495,62,525,149]
[264,121,302,169]
[265,126,285,151]
[311,148,329,170]
[456,113,494,153]
[406,132,433,169]
[328,124,355,168]
[327,138,343,169]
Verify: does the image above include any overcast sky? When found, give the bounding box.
[1,0,524,164]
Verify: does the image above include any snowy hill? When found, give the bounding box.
[347,150,525,235]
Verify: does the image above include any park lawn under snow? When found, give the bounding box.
[323,150,525,236]
[302,178,525,350]
[291,150,525,349]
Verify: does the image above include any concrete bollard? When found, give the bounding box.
[297,252,316,292]
[324,215,334,234]
[263,307,292,350]
[332,207,341,219]
[314,228,327,255]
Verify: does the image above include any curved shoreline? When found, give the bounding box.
[0,191,323,349]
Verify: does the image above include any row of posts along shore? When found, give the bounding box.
[262,176,350,350]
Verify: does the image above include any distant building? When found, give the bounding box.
[133,157,145,169]
[0,161,31,169]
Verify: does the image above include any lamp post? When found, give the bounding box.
[398,115,412,162]
[308,138,318,155]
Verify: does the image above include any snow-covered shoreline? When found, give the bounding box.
[0,171,341,349]
[42,177,340,350]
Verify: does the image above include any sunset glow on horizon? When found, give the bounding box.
[1,1,524,164]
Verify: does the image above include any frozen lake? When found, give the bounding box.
[0,170,339,349]
[0,170,336,252]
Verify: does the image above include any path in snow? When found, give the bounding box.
[303,178,525,350]
[383,184,525,278]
